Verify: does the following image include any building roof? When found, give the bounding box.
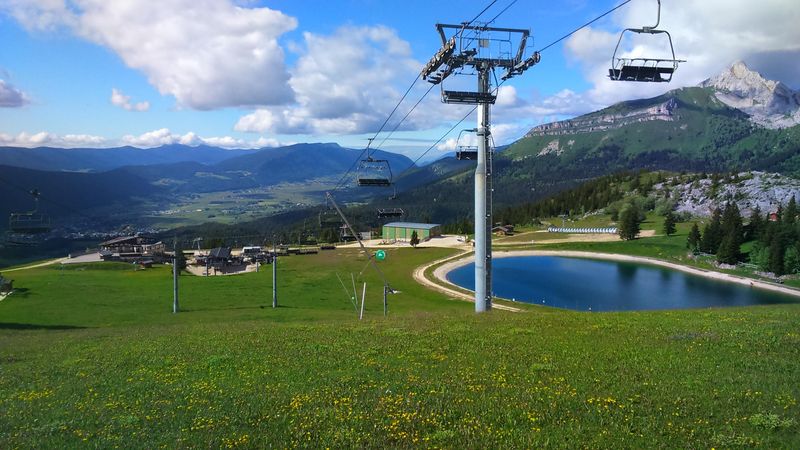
[209,247,232,259]
[101,235,141,246]
[383,222,441,230]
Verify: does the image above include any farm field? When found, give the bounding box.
[1,248,799,448]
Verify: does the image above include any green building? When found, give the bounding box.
[382,222,442,242]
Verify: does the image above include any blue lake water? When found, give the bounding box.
[446,256,798,312]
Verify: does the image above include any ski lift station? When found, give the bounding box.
[382,222,442,242]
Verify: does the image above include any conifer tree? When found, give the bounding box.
[746,204,764,241]
[700,208,723,254]
[769,237,785,275]
[687,223,701,252]
[663,210,677,236]
[784,246,800,275]
[784,196,797,226]
[410,230,420,248]
[618,203,641,241]
[717,202,743,263]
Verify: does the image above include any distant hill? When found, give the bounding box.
[389,62,800,224]
[0,165,162,231]
[0,144,256,172]
[118,143,416,194]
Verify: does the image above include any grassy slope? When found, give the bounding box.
[1,248,799,448]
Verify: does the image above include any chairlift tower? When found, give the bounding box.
[422,22,540,313]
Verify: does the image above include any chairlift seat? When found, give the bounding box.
[357,156,393,188]
[9,213,51,234]
[442,90,496,105]
[357,178,392,187]
[456,150,479,161]
[609,1,683,84]
[609,64,674,82]
[377,208,405,218]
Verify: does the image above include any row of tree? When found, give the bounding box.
[686,198,800,275]
[750,198,799,275]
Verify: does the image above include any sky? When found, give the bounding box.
[0,0,798,161]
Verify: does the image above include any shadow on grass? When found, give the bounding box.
[0,322,88,330]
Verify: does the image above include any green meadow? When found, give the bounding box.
[1,247,799,448]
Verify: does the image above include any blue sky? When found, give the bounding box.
[0,0,798,159]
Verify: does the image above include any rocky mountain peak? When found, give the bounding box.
[700,61,800,129]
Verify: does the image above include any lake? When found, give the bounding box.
[445,255,798,311]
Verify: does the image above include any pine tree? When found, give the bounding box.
[716,234,739,265]
[784,246,800,275]
[746,204,764,241]
[618,203,641,241]
[700,209,723,254]
[784,196,797,226]
[717,202,743,263]
[687,223,701,252]
[663,210,677,236]
[410,230,420,248]
[769,237,785,275]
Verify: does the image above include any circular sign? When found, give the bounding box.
[375,250,386,261]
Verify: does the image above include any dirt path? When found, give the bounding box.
[412,251,524,313]
[2,258,67,273]
[494,230,656,246]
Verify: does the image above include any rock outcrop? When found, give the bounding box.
[699,61,800,129]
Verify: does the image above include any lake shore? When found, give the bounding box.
[431,250,800,300]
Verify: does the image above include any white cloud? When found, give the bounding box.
[3,0,297,110]
[236,25,435,136]
[0,129,282,149]
[0,131,107,148]
[0,79,29,107]
[0,0,76,32]
[561,0,800,110]
[120,128,281,149]
[110,88,149,112]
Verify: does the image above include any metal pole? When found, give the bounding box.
[383,285,388,317]
[272,241,277,308]
[173,238,179,314]
[326,192,392,293]
[360,282,366,320]
[474,67,492,313]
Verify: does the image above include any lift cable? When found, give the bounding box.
[375,82,437,149]
[537,0,634,53]
[397,0,640,177]
[328,0,502,194]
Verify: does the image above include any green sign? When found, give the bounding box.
[375,250,386,261]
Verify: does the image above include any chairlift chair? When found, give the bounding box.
[377,208,405,219]
[356,157,393,187]
[455,128,479,161]
[357,140,394,187]
[8,189,51,234]
[608,0,684,83]
[319,210,341,228]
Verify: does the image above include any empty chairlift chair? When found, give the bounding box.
[8,189,51,235]
[455,128,479,161]
[608,0,684,83]
[357,157,393,187]
[377,208,405,219]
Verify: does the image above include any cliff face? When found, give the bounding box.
[657,172,800,218]
[526,97,678,137]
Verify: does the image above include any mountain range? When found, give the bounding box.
[386,62,800,224]
[0,61,797,235]
[0,143,414,231]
